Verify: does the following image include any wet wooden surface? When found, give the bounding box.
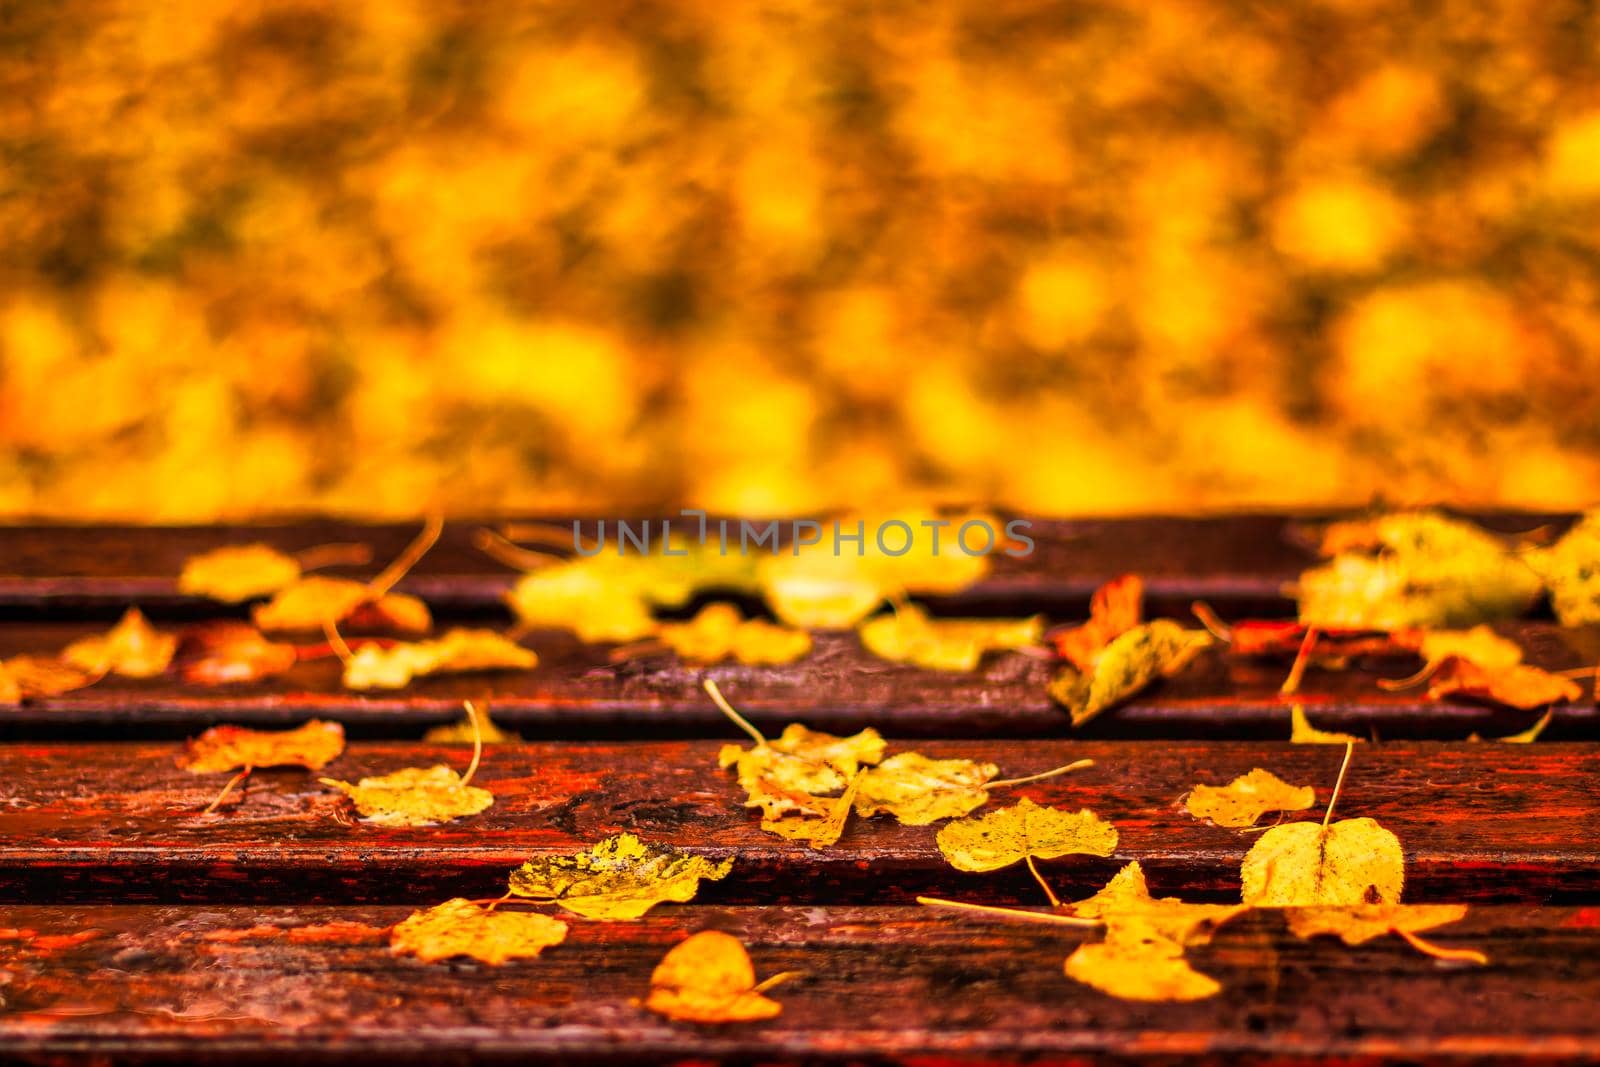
[0,740,1593,904]
[1,904,1594,1065]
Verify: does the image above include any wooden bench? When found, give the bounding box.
[1,518,1596,1064]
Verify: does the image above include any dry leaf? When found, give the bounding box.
[1064,940,1221,1002]
[855,751,1000,825]
[1285,902,1487,963]
[758,771,862,848]
[1427,657,1580,710]
[0,655,100,699]
[1051,574,1143,670]
[858,604,1042,672]
[1523,512,1600,626]
[179,719,346,774]
[322,764,493,826]
[1185,768,1315,828]
[1048,620,1211,726]
[255,576,431,635]
[507,832,732,920]
[60,608,177,678]
[424,714,522,744]
[390,898,567,965]
[719,722,886,820]
[936,797,1118,873]
[658,603,811,666]
[1394,625,1524,673]
[644,930,786,1023]
[342,628,537,690]
[1289,704,1362,744]
[179,544,303,603]
[1297,511,1541,630]
[1242,819,1403,905]
[175,622,298,685]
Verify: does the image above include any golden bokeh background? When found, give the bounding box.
[3,0,1600,520]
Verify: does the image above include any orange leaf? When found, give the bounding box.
[178,720,347,775]
[1050,574,1143,670]
[1428,657,1581,710]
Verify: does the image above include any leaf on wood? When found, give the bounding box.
[644,930,788,1023]
[424,713,522,744]
[1223,619,1396,661]
[0,654,101,701]
[507,832,733,920]
[1285,903,1487,964]
[174,622,298,685]
[1050,574,1143,670]
[1185,768,1315,828]
[60,608,177,679]
[179,544,303,603]
[1393,625,1524,673]
[718,714,887,821]
[255,577,431,635]
[1522,511,1600,626]
[179,719,347,774]
[1289,704,1362,744]
[322,765,493,827]
[758,771,863,848]
[936,797,1118,873]
[342,628,538,690]
[855,752,1000,825]
[858,603,1042,672]
[390,898,567,965]
[1427,657,1580,710]
[657,603,811,666]
[1297,511,1541,630]
[1048,620,1211,726]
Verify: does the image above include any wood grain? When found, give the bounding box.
[1,740,1594,904]
[1,904,1594,1064]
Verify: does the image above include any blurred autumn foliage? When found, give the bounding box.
[3,0,1600,520]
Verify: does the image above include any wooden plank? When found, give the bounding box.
[1,621,1593,739]
[0,740,1594,904]
[1,903,1596,1064]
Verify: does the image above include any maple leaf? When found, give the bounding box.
[179,544,304,603]
[1522,512,1600,626]
[857,603,1043,672]
[1297,511,1541,630]
[179,719,347,774]
[936,797,1118,906]
[60,608,177,678]
[1240,743,1404,906]
[341,628,537,690]
[321,701,492,826]
[390,898,567,965]
[1050,574,1143,670]
[174,622,298,685]
[1048,620,1211,726]
[1185,768,1315,828]
[657,603,811,666]
[507,832,732,919]
[254,517,441,634]
[1289,704,1362,744]
[0,655,100,701]
[1285,903,1487,964]
[643,930,793,1023]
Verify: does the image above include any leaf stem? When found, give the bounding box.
[501,521,602,555]
[321,616,354,665]
[1376,659,1442,691]
[461,700,484,787]
[1025,855,1062,908]
[989,759,1095,789]
[703,678,768,746]
[916,895,1099,927]
[1322,740,1355,829]
[473,527,561,572]
[751,971,804,994]
[1281,626,1319,695]
[1190,600,1233,642]
[203,766,252,814]
[368,513,443,598]
[1396,927,1488,964]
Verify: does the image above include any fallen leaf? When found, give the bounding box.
[858,604,1042,672]
[1185,768,1315,828]
[1048,620,1211,726]
[1289,704,1362,744]
[342,628,537,690]
[0,655,100,699]
[1427,658,1581,710]
[936,797,1118,887]
[1523,512,1600,626]
[390,898,567,965]
[855,751,1000,825]
[1394,625,1524,673]
[758,771,863,847]
[507,832,733,919]
[1067,861,1245,944]
[1285,902,1487,963]
[174,622,298,685]
[657,603,811,666]
[60,608,177,678]
[322,765,493,827]
[179,544,303,603]
[1064,940,1221,1001]
[424,713,522,744]
[644,930,789,1023]
[714,688,887,822]
[255,577,431,635]
[179,719,347,774]
[1297,511,1541,630]
[1051,574,1143,670]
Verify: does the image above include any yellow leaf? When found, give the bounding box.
[254,576,431,634]
[342,628,537,690]
[719,722,886,820]
[1523,512,1600,626]
[1050,574,1143,670]
[658,603,810,666]
[179,719,346,774]
[1048,621,1211,726]
[507,833,733,920]
[758,552,886,630]
[1185,768,1315,829]
[644,930,786,1023]
[61,608,177,679]
[857,604,1042,672]
[1284,902,1486,963]
[1241,819,1404,905]
[506,560,659,643]
[1064,940,1221,1002]
[178,543,302,603]
[1289,704,1362,744]
[854,751,999,825]
[1,654,101,699]
[390,898,567,965]
[321,765,493,827]
[1067,861,1246,946]
[1402,625,1524,672]
[424,714,522,744]
[935,797,1118,872]
[759,771,862,848]
[1427,659,1580,710]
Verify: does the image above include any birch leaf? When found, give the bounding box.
[390,898,567,965]
[0,655,100,699]
[719,723,886,819]
[658,603,811,666]
[858,604,1042,672]
[935,797,1118,872]
[1050,574,1143,670]
[506,560,659,643]
[1241,818,1404,906]
[424,714,522,744]
[1397,625,1524,672]
[1289,704,1362,744]
[507,833,733,920]
[175,622,298,685]
[179,719,346,774]
[1185,769,1315,828]
[255,576,432,635]
[61,608,177,678]
[1066,861,1246,946]
[1048,620,1211,726]
[179,544,303,603]
[343,628,537,690]
[1427,658,1580,710]
[759,772,862,848]
[1523,512,1600,626]
[644,931,786,1023]
[855,751,1000,825]
[1285,903,1486,963]
[1065,941,1221,1002]
[321,765,492,827]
